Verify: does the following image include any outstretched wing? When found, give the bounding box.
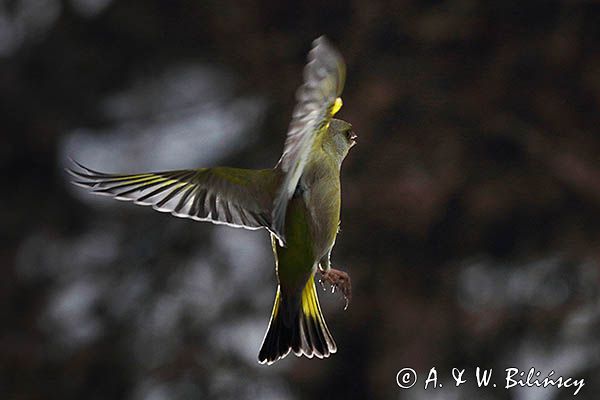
[68,160,278,230]
[271,36,346,244]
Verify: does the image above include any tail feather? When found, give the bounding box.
[258,273,336,364]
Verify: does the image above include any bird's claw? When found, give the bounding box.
[318,278,327,292]
[320,268,352,310]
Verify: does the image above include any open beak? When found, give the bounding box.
[350,131,357,146]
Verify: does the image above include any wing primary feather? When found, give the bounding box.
[93,175,166,193]
[105,177,167,198]
[208,194,218,220]
[174,185,195,214]
[135,179,182,203]
[222,200,233,223]
[187,187,201,216]
[69,158,111,176]
[67,162,156,181]
[197,189,209,218]
[155,182,189,209]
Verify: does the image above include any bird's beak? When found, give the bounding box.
[350,131,357,147]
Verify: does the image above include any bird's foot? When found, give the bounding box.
[319,268,352,310]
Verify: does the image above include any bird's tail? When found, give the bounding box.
[258,273,337,364]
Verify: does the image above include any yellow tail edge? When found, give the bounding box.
[258,272,337,365]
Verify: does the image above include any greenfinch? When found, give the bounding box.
[69,36,356,364]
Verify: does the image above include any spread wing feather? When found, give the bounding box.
[68,160,276,231]
[271,36,346,244]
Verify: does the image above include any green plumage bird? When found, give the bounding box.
[68,36,356,364]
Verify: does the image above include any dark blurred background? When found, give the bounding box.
[2,1,600,399]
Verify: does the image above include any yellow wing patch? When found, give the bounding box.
[331,97,343,117]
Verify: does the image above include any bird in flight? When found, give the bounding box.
[68,36,357,365]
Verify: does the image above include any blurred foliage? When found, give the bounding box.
[2,1,600,399]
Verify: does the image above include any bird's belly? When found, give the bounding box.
[304,183,340,260]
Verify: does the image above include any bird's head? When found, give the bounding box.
[324,118,357,163]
